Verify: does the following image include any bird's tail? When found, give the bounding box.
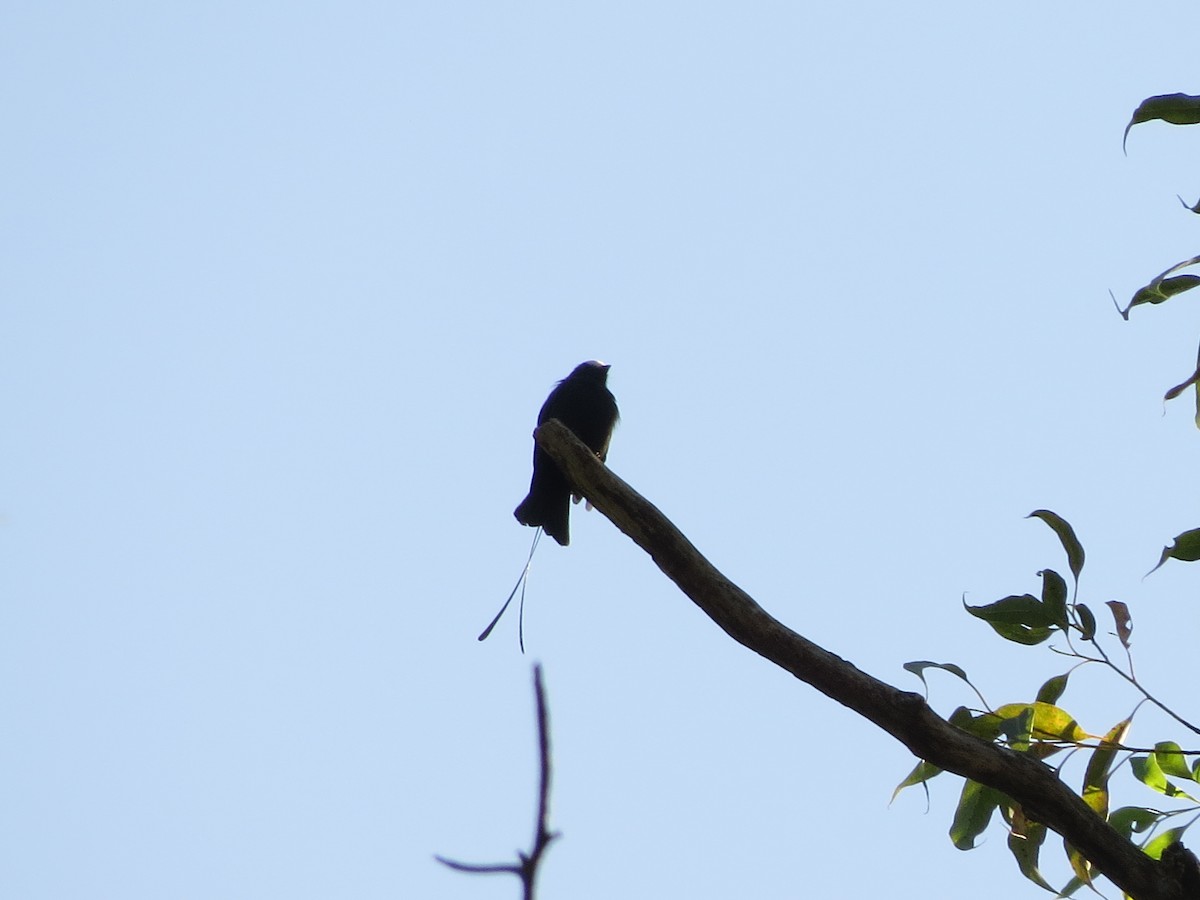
[514,490,569,546]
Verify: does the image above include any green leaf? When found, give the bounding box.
[1081,716,1132,820]
[1125,274,1200,318]
[902,660,971,696]
[965,594,1056,626]
[1064,838,1094,889]
[1147,527,1200,576]
[996,705,1034,752]
[1056,874,1086,898]
[948,705,975,728]
[1105,601,1132,648]
[1154,741,1195,780]
[1124,93,1200,152]
[891,759,942,802]
[952,706,1004,742]
[1035,671,1070,705]
[1039,569,1069,628]
[1132,754,1168,792]
[992,702,1089,743]
[1027,510,1085,587]
[1131,754,1198,801]
[1144,826,1188,860]
[1119,255,1200,319]
[1108,806,1164,840]
[1075,603,1097,641]
[989,622,1054,645]
[1006,807,1055,893]
[950,780,1004,850]
[964,594,1057,645]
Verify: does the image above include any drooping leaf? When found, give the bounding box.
[1035,671,1071,706]
[1147,527,1200,576]
[1118,255,1200,319]
[903,660,971,696]
[1105,601,1132,648]
[1125,275,1200,318]
[1131,754,1198,801]
[1057,874,1086,898]
[891,759,942,802]
[1153,741,1195,781]
[1076,603,1097,641]
[1027,510,1085,587]
[1132,754,1168,792]
[1064,838,1094,889]
[1007,807,1055,893]
[1108,806,1164,840]
[1039,569,1069,628]
[1081,716,1132,821]
[1124,93,1200,152]
[950,779,1004,850]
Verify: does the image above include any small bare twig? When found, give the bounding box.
[436,664,559,899]
[1050,636,1200,738]
[1087,636,1200,737]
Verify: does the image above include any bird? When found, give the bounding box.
[513,360,619,546]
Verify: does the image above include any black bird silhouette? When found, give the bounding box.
[514,360,619,546]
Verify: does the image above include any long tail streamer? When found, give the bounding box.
[477,528,542,653]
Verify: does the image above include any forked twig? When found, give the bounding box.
[436,664,559,899]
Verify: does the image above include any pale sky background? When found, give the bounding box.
[5,3,1200,899]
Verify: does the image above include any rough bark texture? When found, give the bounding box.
[536,419,1199,900]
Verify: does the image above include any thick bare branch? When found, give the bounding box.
[536,418,1192,900]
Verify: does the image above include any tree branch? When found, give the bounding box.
[436,663,559,900]
[536,418,1192,900]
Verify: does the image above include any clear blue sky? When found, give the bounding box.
[5,3,1200,898]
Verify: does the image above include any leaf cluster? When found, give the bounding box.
[1118,94,1200,428]
[896,511,1200,897]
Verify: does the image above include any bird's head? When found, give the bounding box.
[568,360,611,382]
